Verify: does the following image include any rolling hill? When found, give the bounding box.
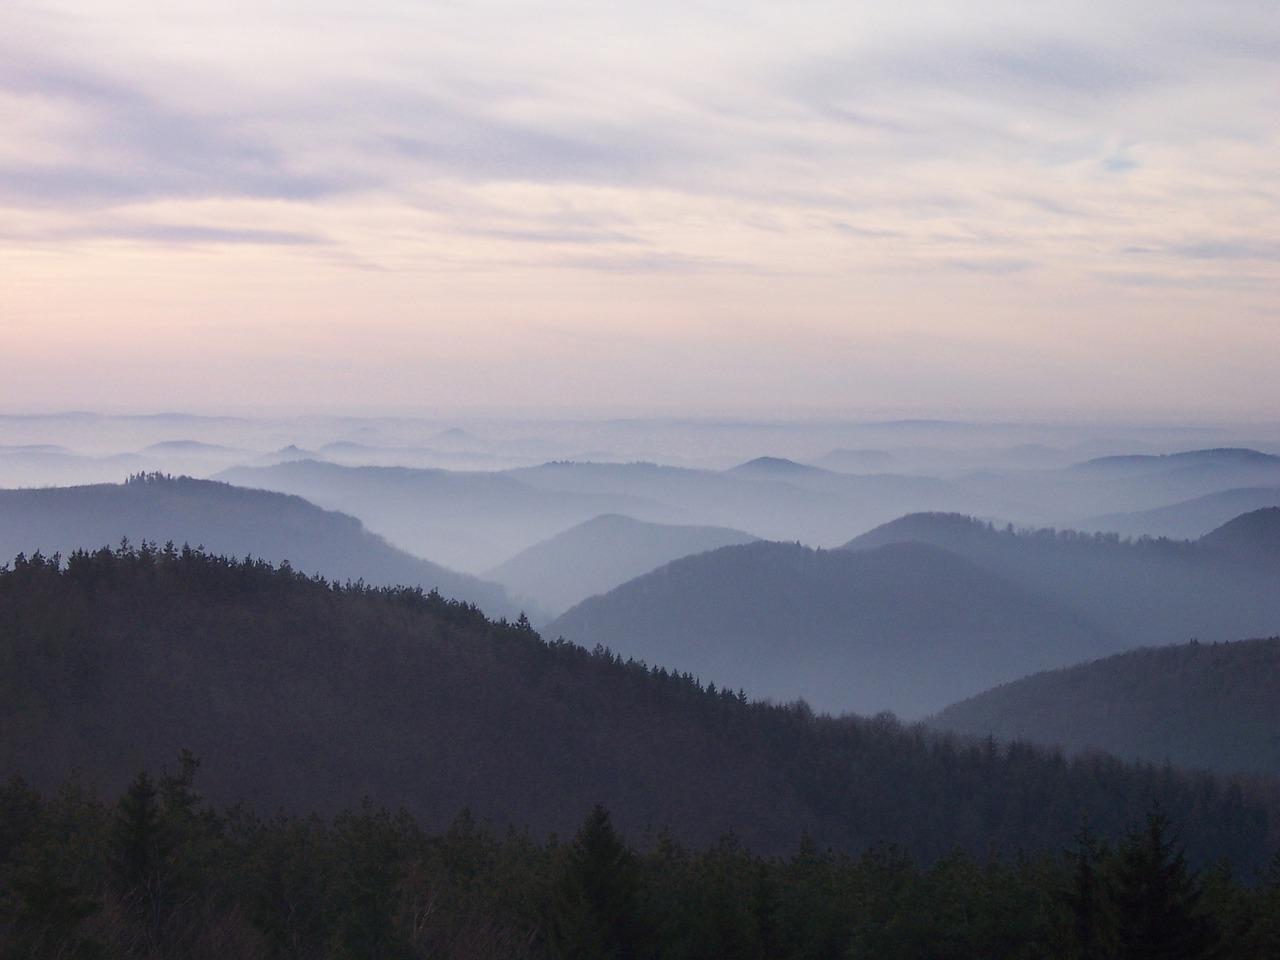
[929,636,1280,779]
[547,539,1115,718]
[0,545,1270,868]
[945,447,1280,528]
[843,510,1280,647]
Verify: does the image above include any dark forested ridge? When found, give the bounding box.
[547,540,1115,717]
[2,545,1274,875]
[0,473,522,619]
[929,636,1280,780]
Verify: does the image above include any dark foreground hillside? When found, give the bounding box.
[930,637,1280,780]
[6,773,1279,960]
[1,545,1275,871]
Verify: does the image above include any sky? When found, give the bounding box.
[2,0,1277,419]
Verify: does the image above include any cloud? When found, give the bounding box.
[0,221,325,246]
[1,0,1277,422]
[1171,241,1280,262]
[0,47,352,206]
[945,257,1034,275]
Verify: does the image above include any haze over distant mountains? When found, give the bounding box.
[3,414,1280,720]
[3,412,1280,890]
[548,539,1115,718]
[845,508,1280,649]
[483,513,758,615]
[218,459,680,572]
[205,443,1280,573]
[0,473,522,619]
[547,509,1280,718]
[1077,486,1280,540]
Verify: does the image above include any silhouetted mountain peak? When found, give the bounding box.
[728,456,825,477]
[842,512,999,551]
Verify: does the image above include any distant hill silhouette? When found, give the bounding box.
[1196,507,1280,564]
[948,447,1280,527]
[483,513,758,616]
[1070,447,1280,473]
[727,456,834,479]
[1,546,1271,868]
[843,511,1280,647]
[1076,486,1280,539]
[0,474,521,618]
[929,637,1280,780]
[218,460,673,571]
[506,460,992,551]
[547,540,1113,718]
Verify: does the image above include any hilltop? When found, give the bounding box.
[930,636,1280,780]
[547,539,1113,718]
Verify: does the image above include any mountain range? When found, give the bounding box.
[547,509,1280,717]
[1,545,1271,869]
[844,508,1280,648]
[548,540,1114,718]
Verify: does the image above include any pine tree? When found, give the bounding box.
[1109,808,1217,960]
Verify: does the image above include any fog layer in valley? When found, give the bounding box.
[2,412,1278,721]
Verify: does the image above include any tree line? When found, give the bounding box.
[2,757,1279,959]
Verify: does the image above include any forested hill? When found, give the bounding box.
[842,510,1280,647]
[929,636,1280,780]
[547,540,1114,718]
[2,545,1273,869]
[1197,506,1280,563]
[0,473,522,619]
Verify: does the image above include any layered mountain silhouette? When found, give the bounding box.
[547,540,1114,718]
[1076,486,1280,539]
[843,510,1280,648]
[0,473,521,618]
[949,447,1280,525]
[2,546,1270,867]
[483,513,758,615]
[212,448,1280,582]
[218,460,676,571]
[929,636,1280,780]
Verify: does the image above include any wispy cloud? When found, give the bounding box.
[1,0,1276,417]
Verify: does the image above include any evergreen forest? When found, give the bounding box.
[2,544,1280,957]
